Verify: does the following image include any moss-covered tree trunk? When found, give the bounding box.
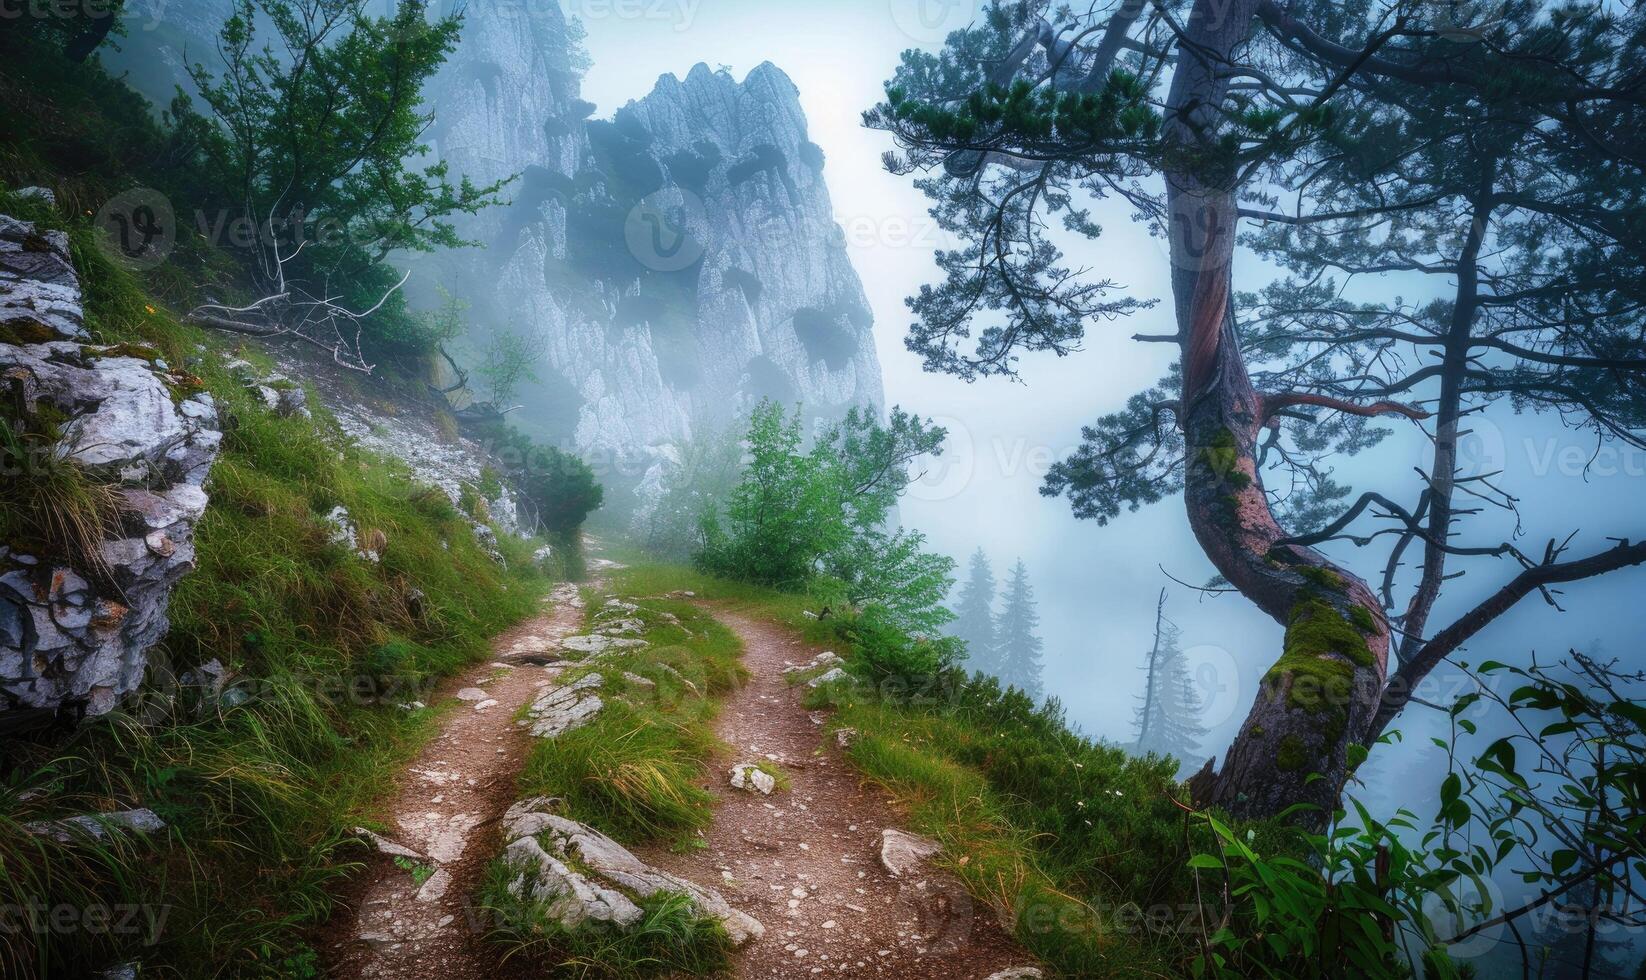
[1163,0,1389,823]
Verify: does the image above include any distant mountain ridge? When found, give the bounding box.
[109,0,887,514]
[422,2,885,511]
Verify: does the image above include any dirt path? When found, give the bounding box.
[321,582,587,980]
[637,606,1035,980]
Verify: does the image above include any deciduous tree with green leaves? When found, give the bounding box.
[185,0,507,369]
[696,402,956,634]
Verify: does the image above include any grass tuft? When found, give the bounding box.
[477,864,734,979]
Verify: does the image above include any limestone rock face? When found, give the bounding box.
[1,215,85,341]
[423,7,885,509]
[0,215,221,719]
[500,797,764,944]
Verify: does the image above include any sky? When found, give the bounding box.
[570,0,1646,775]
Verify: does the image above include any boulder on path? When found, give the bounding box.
[498,798,763,944]
[983,969,1044,980]
[784,650,843,675]
[879,828,941,877]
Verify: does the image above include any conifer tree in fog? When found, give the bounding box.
[951,548,999,674]
[1132,590,1206,770]
[994,559,1044,700]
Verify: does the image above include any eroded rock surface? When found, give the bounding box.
[520,671,604,738]
[499,797,763,944]
[0,214,221,719]
[421,4,886,513]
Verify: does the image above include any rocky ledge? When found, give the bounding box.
[0,210,221,720]
[499,796,764,945]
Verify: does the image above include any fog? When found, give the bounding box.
[572,0,1644,765]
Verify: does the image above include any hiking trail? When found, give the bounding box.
[321,582,588,980]
[635,605,1034,979]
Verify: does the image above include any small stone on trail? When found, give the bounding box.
[879,828,941,877]
[455,688,488,701]
[729,763,776,795]
[415,868,452,903]
[351,827,424,861]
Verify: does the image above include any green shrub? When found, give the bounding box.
[695,401,956,634]
[830,605,961,682]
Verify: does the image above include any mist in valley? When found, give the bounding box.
[4,0,1644,976]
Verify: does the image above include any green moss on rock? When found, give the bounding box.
[1275,734,1309,771]
[1349,604,1378,634]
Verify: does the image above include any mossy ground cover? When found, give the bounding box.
[592,560,1213,977]
[477,572,748,974]
[0,190,556,979]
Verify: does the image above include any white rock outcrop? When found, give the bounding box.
[806,666,850,688]
[520,672,604,738]
[784,650,843,675]
[499,797,763,944]
[1,214,221,719]
[25,807,167,843]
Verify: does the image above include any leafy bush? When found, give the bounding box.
[1188,650,1646,979]
[470,419,604,538]
[831,605,961,681]
[695,401,956,634]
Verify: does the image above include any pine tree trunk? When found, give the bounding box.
[1164,0,1390,824]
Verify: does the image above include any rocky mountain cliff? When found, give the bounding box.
[101,0,886,512]
[423,3,884,509]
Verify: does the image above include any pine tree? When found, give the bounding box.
[951,548,999,674]
[1132,590,1208,773]
[993,559,1044,700]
